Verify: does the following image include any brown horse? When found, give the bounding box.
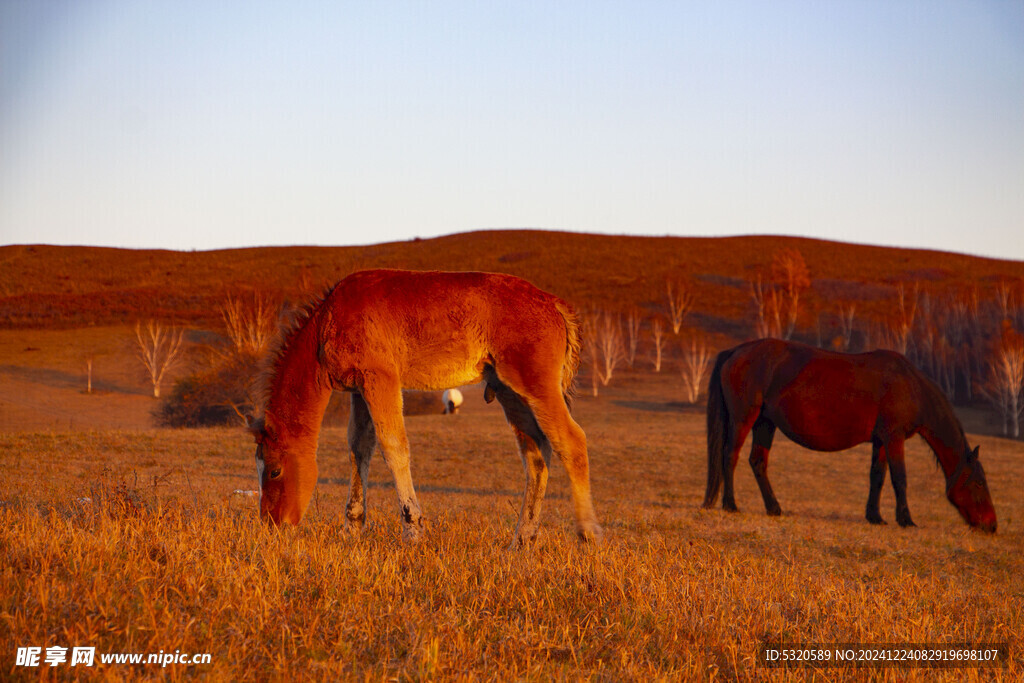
[249,269,602,546]
[702,339,996,532]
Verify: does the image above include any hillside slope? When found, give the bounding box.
[2,231,1022,333]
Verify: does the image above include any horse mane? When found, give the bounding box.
[254,283,338,414]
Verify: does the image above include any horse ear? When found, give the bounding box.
[247,414,267,439]
[969,446,980,462]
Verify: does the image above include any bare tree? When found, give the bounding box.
[770,249,811,339]
[221,292,279,356]
[624,308,642,369]
[79,338,109,395]
[995,279,1024,331]
[751,275,783,339]
[983,329,1024,439]
[915,291,974,401]
[649,318,667,372]
[958,288,982,402]
[881,283,918,354]
[837,302,856,351]
[580,310,602,397]
[996,280,1014,322]
[596,312,626,387]
[666,277,693,334]
[680,336,713,404]
[932,335,957,399]
[135,321,185,398]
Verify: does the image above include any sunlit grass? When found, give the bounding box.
[2,380,1022,680]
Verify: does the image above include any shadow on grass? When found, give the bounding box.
[0,364,143,395]
[316,477,569,500]
[612,399,704,414]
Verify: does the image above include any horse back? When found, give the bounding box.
[319,270,573,391]
[719,339,925,450]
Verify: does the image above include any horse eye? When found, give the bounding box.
[268,467,282,480]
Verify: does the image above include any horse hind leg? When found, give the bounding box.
[488,371,553,547]
[528,393,602,544]
[722,414,758,513]
[345,392,376,532]
[486,361,601,543]
[489,368,601,543]
[749,416,782,516]
[510,426,550,548]
[360,371,425,542]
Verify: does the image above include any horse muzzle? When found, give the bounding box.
[260,499,302,526]
[974,515,997,534]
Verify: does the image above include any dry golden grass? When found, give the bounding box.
[2,373,1022,681]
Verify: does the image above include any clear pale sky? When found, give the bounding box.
[2,1,1022,259]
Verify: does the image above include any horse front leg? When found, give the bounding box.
[885,439,916,527]
[749,416,781,516]
[490,371,554,548]
[865,442,887,525]
[361,372,425,543]
[345,392,376,532]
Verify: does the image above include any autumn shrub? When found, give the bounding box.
[159,354,443,427]
[157,352,259,427]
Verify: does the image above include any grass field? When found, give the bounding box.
[2,371,1021,681]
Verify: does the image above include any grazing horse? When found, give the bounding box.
[442,388,463,415]
[249,269,602,546]
[702,339,996,532]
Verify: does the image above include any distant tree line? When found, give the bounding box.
[577,248,1024,439]
[140,252,1022,438]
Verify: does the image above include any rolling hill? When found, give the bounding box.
[1,230,1021,433]
[2,230,1022,333]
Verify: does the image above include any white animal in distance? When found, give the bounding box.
[442,388,463,415]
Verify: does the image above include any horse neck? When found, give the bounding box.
[266,322,332,446]
[915,380,967,480]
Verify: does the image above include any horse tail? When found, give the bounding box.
[554,299,582,409]
[703,347,735,508]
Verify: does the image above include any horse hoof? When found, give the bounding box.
[510,525,540,549]
[343,517,366,534]
[896,509,916,527]
[867,517,887,525]
[401,526,423,543]
[510,533,539,551]
[577,524,603,545]
[766,505,782,517]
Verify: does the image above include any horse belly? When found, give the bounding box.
[771,392,877,453]
[401,345,487,391]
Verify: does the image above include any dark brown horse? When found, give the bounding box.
[249,269,602,546]
[702,339,996,532]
